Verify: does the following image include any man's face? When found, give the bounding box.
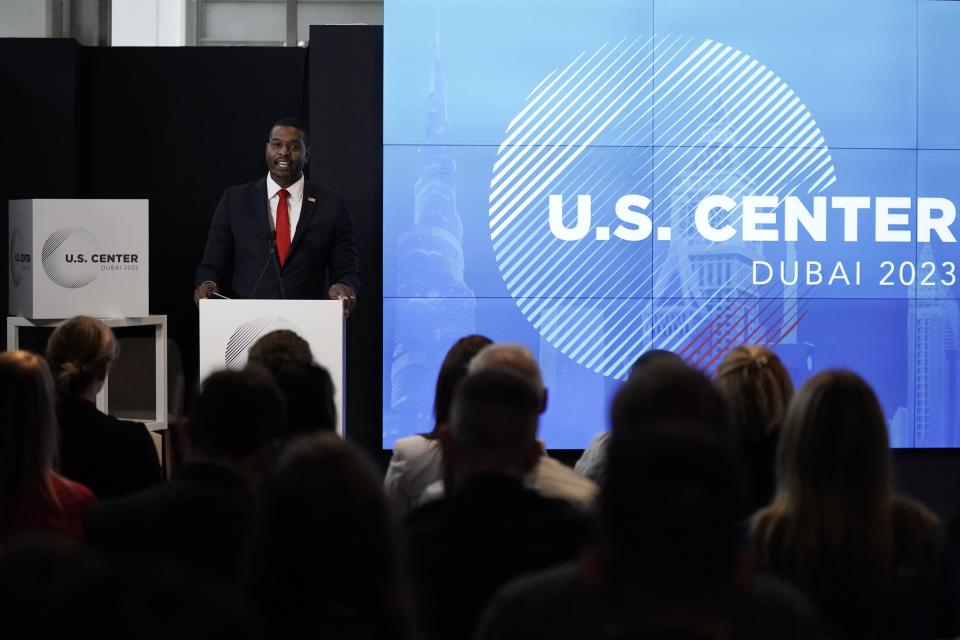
[265,125,309,186]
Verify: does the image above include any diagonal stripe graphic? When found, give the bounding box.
[488,35,837,381]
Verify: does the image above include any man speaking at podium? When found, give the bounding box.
[193,118,360,316]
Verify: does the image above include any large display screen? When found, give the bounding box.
[383,0,960,448]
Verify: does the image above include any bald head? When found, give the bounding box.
[468,344,545,405]
[446,369,542,479]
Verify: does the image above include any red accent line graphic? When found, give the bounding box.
[689,296,781,371]
[676,297,749,361]
[698,293,807,374]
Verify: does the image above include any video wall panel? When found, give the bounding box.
[383,0,960,448]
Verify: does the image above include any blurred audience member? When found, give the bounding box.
[246,328,337,439]
[0,535,107,637]
[609,356,730,443]
[0,535,262,639]
[384,334,492,511]
[406,369,592,640]
[476,373,822,640]
[468,343,598,509]
[751,370,952,639]
[246,329,313,368]
[246,434,412,640]
[574,349,685,485]
[0,351,95,543]
[46,315,162,499]
[85,368,284,584]
[263,359,337,438]
[715,345,792,513]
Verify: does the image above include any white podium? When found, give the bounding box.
[199,299,345,435]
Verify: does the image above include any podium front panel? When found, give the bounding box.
[199,299,345,435]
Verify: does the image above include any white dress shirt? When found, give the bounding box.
[266,172,305,242]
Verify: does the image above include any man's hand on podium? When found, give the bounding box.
[193,281,219,306]
[329,283,357,318]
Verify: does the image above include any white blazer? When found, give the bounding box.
[384,434,443,511]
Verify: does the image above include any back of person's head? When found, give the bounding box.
[627,348,684,381]
[601,428,741,609]
[0,351,58,536]
[611,361,730,441]
[0,535,261,639]
[715,345,792,445]
[430,334,493,435]
[45,316,117,397]
[715,345,793,512]
[468,343,547,417]
[188,368,285,459]
[468,343,544,395]
[246,433,410,639]
[0,535,108,637]
[447,369,542,478]
[776,369,890,515]
[268,360,337,438]
[753,370,896,634]
[246,330,312,369]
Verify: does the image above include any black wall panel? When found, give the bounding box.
[0,38,81,339]
[308,26,384,459]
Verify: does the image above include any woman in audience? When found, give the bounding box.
[46,315,161,499]
[245,434,412,640]
[751,370,952,639]
[714,345,792,513]
[384,334,492,510]
[0,350,96,542]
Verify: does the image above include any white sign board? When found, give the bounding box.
[8,199,149,319]
[199,299,345,435]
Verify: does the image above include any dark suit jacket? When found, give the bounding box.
[405,473,594,640]
[84,463,253,584]
[56,394,163,500]
[194,177,360,299]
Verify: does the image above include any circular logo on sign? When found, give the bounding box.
[41,226,101,288]
[224,316,303,369]
[489,36,835,379]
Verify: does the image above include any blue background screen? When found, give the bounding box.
[383,0,960,449]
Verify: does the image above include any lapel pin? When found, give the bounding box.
[307,196,316,203]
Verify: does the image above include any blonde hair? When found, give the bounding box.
[0,350,60,535]
[750,370,900,632]
[715,345,792,445]
[46,316,118,397]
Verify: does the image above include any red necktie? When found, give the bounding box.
[276,188,291,266]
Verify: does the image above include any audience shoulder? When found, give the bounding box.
[892,495,944,555]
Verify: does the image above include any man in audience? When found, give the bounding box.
[422,343,595,509]
[246,329,337,438]
[266,360,337,437]
[84,368,285,584]
[475,366,823,640]
[574,348,685,485]
[246,329,313,369]
[405,369,593,640]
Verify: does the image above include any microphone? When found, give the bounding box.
[248,234,276,299]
